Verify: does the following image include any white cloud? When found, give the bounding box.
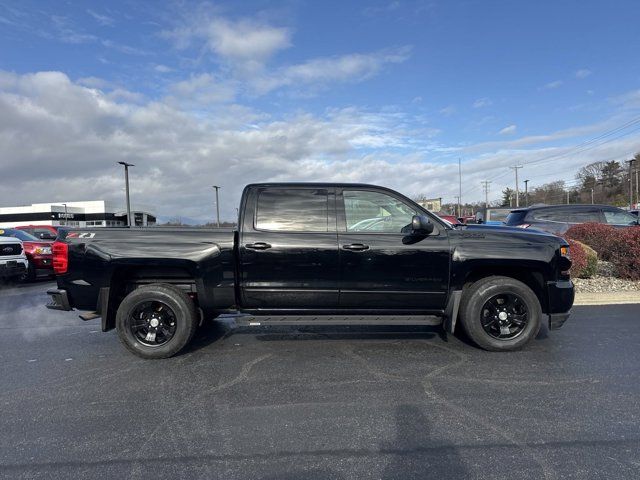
[498,124,517,135]
[251,46,412,94]
[542,80,563,90]
[87,9,115,27]
[167,73,236,105]
[575,68,592,79]
[163,15,291,73]
[205,18,291,62]
[473,97,492,108]
[439,105,456,116]
[154,64,172,73]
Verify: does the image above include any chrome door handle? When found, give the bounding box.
[245,242,272,250]
[342,243,370,251]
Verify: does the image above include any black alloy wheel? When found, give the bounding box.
[129,300,178,347]
[480,293,528,340]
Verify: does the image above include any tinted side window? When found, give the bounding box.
[343,190,417,233]
[256,189,328,232]
[603,210,637,225]
[532,209,570,222]
[567,210,601,223]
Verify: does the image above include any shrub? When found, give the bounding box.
[566,223,640,280]
[565,223,617,260]
[567,239,598,278]
[608,228,640,280]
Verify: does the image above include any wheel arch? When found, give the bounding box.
[101,264,200,332]
[459,265,548,314]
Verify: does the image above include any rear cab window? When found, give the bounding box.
[255,188,329,232]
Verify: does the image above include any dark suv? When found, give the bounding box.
[505,204,639,235]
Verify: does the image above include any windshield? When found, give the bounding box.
[0,229,39,241]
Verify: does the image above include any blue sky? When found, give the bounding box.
[1,0,640,220]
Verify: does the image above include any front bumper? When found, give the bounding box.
[46,289,72,311]
[0,259,28,278]
[30,255,53,270]
[546,280,575,330]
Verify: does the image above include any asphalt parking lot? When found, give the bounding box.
[0,281,639,479]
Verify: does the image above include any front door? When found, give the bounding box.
[239,186,339,310]
[337,188,450,310]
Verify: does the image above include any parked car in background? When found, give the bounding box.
[506,204,639,235]
[435,213,461,225]
[0,228,53,281]
[0,235,28,282]
[15,225,59,241]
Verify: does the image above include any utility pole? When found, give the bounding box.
[627,160,634,208]
[591,188,594,205]
[635,160,640,206]
[458,158,462,218]
[524,180,529,207]
[212,185,221,227]
[481,181,491,209]
[566,191,570,205]
[117,162,134,227]
[510,165,523,207]
[62,203,68,226]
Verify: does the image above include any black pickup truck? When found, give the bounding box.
[47,183,574,358]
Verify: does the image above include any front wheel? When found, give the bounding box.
[459,276,542,351]
[116,284,198,359]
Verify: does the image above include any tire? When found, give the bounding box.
[19,264,36,283]
[116,283,198,359]
[459,276,542,351]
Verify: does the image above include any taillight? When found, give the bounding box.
[52,241,68,274]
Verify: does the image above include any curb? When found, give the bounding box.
[574,292,640,306]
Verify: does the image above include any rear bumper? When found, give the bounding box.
[546,280,575,330]
[46,289,72,311]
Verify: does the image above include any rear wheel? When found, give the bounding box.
[116,284,198,359]
[459,276,542,351]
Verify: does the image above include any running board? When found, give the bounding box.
[233,314,443,327]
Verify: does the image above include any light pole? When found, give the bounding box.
[117,162,134,227]
[523,180,529,207]
[212,185,221,227]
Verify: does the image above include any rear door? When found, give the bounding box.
[337,188,450,310]
[238,186,339,310]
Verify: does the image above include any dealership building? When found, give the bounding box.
[0,200,156,229]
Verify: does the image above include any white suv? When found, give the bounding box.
[0,235,29,282]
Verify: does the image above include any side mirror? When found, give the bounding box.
[411,215,434,235]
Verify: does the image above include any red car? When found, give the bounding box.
[15,225,59,241]
[435,214,462,225]
[0,228,54,281]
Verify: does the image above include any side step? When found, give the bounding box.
[233,314,443,327]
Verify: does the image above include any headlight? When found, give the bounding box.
[35,246,52,255]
